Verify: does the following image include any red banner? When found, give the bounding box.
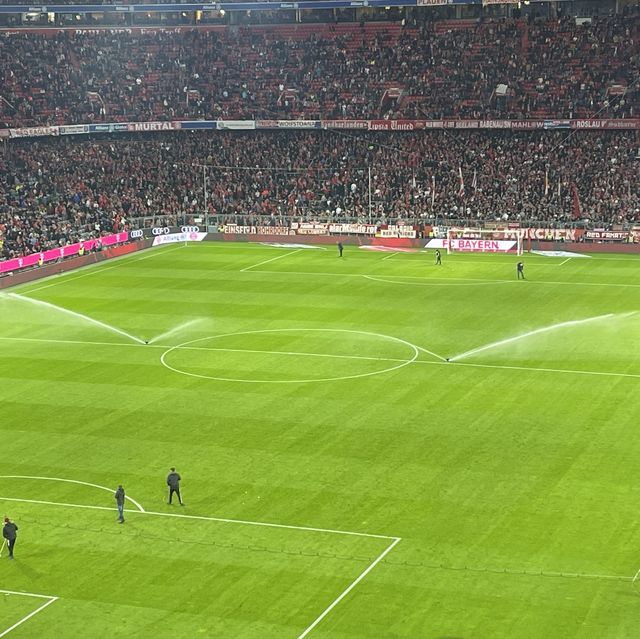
[368,120,423,131]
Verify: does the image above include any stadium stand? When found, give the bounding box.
[0,7,638,263]
[0,15,637,127]
[1,130,638,259]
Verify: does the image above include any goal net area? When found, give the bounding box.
[425,228,525,255]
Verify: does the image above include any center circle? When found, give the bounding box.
[160,328,419,383]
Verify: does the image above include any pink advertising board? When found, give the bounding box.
[0,232,129,274]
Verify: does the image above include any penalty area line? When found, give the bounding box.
[0,496,396,540]
[297,537,401,639]
[0,495,400,638]
[0,589,57,601]
[0,594,58,639]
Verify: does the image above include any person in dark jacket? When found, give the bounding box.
[167,468,183,505]
[2,517,18,559]
[114,485,125,523]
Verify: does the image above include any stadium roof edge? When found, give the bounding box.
[0,0,573,15]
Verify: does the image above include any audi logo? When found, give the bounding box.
[152,227,171,236]
[130,229,144,239]
[181,226,200,233]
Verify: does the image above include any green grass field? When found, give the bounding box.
[1,241,639,638]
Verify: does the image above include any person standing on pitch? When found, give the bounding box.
[167,467,183,505]
[337,241,344,257]
[2,517,18,559]
[435,249,442,265]
[517,261,525,279]
[114,485,125,523]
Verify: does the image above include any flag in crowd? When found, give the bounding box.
[544,169,549,196]
[431,174,436,207]
[471,169,477,192]
[571,183,582,219]
[458,166,465,198]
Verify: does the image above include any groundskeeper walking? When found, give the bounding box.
[167,468,183,505]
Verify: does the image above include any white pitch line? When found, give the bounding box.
[0,334,442,367]
[0,335,638,380]
[159,328,422,384]
[250,269,640,289]
[141,510,397,540]
[0,335,419,363]
[415,345,448,362]
[16,245,184,295]
[169,345,408,363]
[382,252,398,261]
[0,496,395,541]
[440,359,640,380]
[297,537,401,639]
[363,274,514,287]
[0,590,56,600]
[0,595,58,638]
[0,476,145,512]
[0,494,399,637]
[0,336,156,349]
[240,249,303,272]
[558,258,572,266]
[0,496,117,513]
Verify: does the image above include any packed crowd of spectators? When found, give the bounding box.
[1,129,638,259]
[0,14,637,127]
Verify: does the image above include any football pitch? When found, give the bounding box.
[1,241,639,638]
